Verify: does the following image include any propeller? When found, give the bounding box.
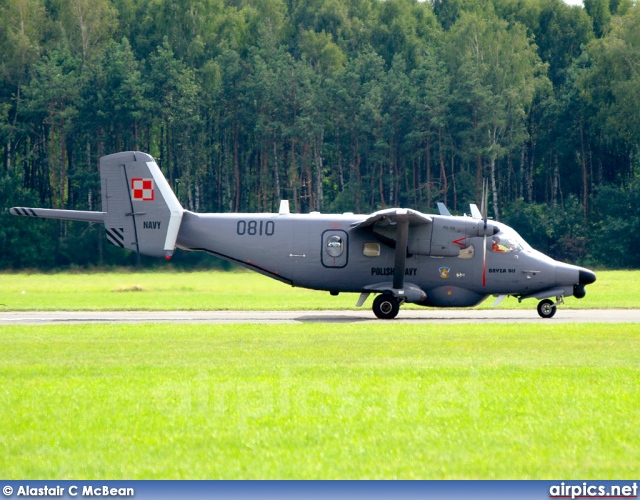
[481,179,488,287]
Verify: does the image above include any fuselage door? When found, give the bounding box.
[322,230,348,268]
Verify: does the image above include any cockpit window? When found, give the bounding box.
[326,235,344,257]
[490,235,523,253]
[489,224,533,253]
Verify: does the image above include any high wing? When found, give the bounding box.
[351,208,432,301]
[350,208,432,229]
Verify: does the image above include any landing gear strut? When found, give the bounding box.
[373,294,400,320]
[537,299,557,319]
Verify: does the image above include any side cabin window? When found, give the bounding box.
[490,235,523,253]
[326,235,344,257]
[363,242,381,257]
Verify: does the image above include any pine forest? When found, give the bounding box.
[1,0,639,269]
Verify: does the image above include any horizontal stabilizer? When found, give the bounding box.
[11,207,106,223]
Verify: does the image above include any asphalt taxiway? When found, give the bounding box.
[1,309,639,324]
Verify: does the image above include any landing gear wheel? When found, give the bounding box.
[373,294,400,320]
[537,299,557,319]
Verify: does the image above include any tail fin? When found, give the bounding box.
[100,151,183,258]
[11,151,184,259]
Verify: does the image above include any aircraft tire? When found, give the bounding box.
[373,294,400,320]
[537,299,557,319]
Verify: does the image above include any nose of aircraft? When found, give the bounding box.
[556,263,596,299]
[555,264,596,299]
[555,263,597,285]
[579,268,597,285]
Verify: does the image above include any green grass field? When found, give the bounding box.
[1,322,639,479]
[0,269,637,310]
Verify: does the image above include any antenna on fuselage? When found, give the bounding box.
[278,200,290,215]
[469,203,482,219]
[437,202,451,216]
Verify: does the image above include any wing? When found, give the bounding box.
[350,208,432,230]
[351,208,432,294]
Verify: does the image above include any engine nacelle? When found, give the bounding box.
[371,215,499,257]
[407,216,498,257]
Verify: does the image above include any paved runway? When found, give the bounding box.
[1,309,639,324]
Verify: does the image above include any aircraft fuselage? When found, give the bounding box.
[176,211,586,308]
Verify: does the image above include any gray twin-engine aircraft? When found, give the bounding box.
[11,151,596,319]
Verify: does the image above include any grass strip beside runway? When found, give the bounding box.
[0,269,636,310]
[1,322,638,478]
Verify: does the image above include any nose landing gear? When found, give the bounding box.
[537,299,556,318]
[537,296,564,319]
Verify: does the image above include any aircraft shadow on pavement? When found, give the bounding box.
[292,314,519,323]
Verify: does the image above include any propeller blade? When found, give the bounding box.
[482,233,487,286]
[480,180,485,221]
[481,179,489,228]
[481,179,488,287]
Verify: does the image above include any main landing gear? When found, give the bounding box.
[372,293,401,320]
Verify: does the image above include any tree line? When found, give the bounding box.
[1,0,639,269]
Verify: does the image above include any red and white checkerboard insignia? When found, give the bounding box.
[131,178,155,201]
